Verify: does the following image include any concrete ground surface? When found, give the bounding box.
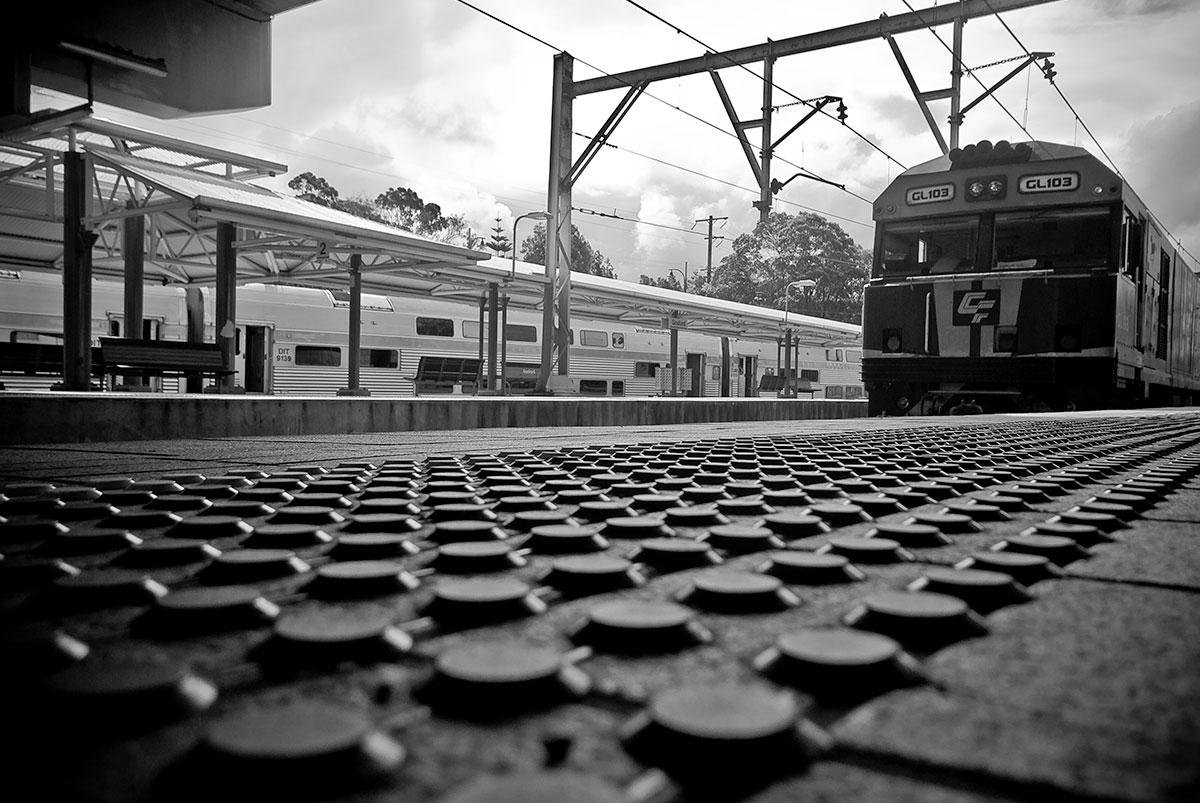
[1,408,1198,802]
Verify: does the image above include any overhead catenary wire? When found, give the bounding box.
[452,0,885,202]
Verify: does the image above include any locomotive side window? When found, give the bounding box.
[612,332,625,348]
[993,207,1112,269]
[800,369,820,382]
[416,317,454,337]
[877,218,978,276]
[295,345,342,366]
[580,329,608,347]
[635,362,659,377]
[462,320,479,339]
[360,348,399,369]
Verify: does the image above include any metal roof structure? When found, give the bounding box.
[0,112,860,347]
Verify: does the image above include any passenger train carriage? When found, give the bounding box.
[864,139,1200,415]
[0,271,864,399]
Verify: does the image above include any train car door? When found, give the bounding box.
[739,355,758,397]
[686,352,705,397]
[238,325,273,393]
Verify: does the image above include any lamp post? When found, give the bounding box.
[502,211,550,394]
[782,279,816,398]
[668,262,689,293]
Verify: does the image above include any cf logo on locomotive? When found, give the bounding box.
[952,290,1001,325]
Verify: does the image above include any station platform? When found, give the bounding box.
[0,392,867,444]
[1,409,1198,802]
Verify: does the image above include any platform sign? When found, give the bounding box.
[1017,172,1080,194]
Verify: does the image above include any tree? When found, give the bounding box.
[639,274,682,290]
[375,186,449,235]
[520,223,616,278]
[287,172,340,208]
[706,211,869,323]
[487,217,511,256]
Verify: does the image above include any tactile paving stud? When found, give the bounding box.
[430,541,528,574]
[819,537,915,564]
[421,577,546,628]
[0,496,64,517]
[508,509,576,532]
[526,524,609,555]
[715,498,777,517]
[352,498,422,517]
[865,523,951,548]
[40,568,168,612]
[330,533,420,561]
[340,513,422,534]
[600,516,674,539]
[0,555,81,589]
[754,629,922,702]
[99,509,183,531]
[844,590,988,651]
[620,684,820,797]
[907,568,1033,614]
[954,551,1064,586]
[663,507,729,528]
[0,625,89,679]
[801,483,846,500]
[762,488,815,508]
[1093,491,1154,512]
[307,560,420,599]
[188,700,404,797]
[50,502,119,522]
[1074,499,1138,521]
[1029,522,1114,547]
[569,599,711,653]
[201,500,276,519]
[540,555,646,596]
[261,609,413,667]
[1053,510,1127,532]
[117,538,222,568]
[429,520,508,544]
[198,549,311,585]
[679,486,729,504]
[628,537,722,571]
[43,656,216,734]
[135,585,279,636]
[38,528,141,556]
[805,503,871,527]
[990,534,1090,566]
[288,492,354,509]
[167,515,254,540]
[758,551,866,585]
[419,642,589,717]
[98,489,158,507]
[268,505,346,526]
[907,512,984,534]
[146,495,213,514]
[572,501,635,522]
[699,524,785,554]
[428,503,498,523]
[980,493,1032,512]
[244,524,333,549]
[438,771,628,803]
[234,488,295,506]
[761,513,830,538]
[845,494,907,516]
[676,570,799,613]
[940,500,1011,522]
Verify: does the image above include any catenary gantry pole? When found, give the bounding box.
[215,221,237,393]
[543,0,1060,383]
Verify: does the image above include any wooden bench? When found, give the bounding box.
[758,375,817,397]
[407,355,480,395]
[98,337,231,381]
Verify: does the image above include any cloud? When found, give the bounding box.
[1094,0,1191,16]
[1121,100,1200,254]
[378,94,495,147]
[867,95,935,138]
[634,186,687,255]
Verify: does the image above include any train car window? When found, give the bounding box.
[580,329,608,347]
[825,349,844,361]
[635,362,658,377]
[360,348,399,369]
[507,324,537,342]
[710,365,721,381]
[416,317,454,337]
[846,349,862,363]
[109,320,120,336]
[579,379,608,395]
[877,218,978,276]
[800,369,820,381]
[611,332,625,349]
[11,330,64,344]
[611,380,625,396]
[462,320,480,339]
[1123,213,1144,278]
[993,207,1112,269]
[295,345,342,366]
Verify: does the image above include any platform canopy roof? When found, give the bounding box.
[0,112,859,346]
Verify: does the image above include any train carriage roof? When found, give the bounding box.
[0,113,859,346]
[901,141,1094,176]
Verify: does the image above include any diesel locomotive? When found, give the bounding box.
[863,139,1199,415]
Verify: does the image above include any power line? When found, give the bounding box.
[452,0,883,203]
[574,206,715,236]
[573,132,873,229]
[620,0,907,172]
[979,0,1199,265]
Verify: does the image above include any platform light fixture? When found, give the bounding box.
[510,211,551,280]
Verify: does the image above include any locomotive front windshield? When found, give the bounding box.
[992,207,1112,269]
[875,205,1115,277]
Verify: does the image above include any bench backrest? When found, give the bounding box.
[99,338,225,369]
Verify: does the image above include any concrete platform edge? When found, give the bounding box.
[0,393,869,444]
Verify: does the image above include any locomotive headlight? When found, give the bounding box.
[988,179,1005,195]
[883,328,903,353]
[994,326,1019,353]
[967,180,985,198]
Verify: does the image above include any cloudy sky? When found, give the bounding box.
[42,0,1200,280]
